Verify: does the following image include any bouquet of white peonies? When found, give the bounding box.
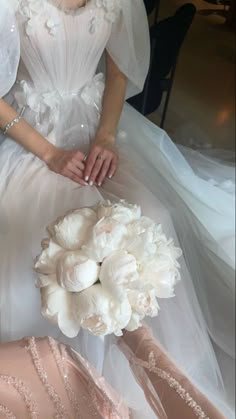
[34,200,182,338]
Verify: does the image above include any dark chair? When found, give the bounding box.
[128,3,196,129]
[144,0,161,22]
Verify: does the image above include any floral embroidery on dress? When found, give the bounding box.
[17,0,121,37]
[130,351,210,419]
[18,0,60,37]
[0,374,39,419]
[95,0,121,23]
[89,0,121,34]
[0,404,17,419]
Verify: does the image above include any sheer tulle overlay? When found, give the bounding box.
[0,336,130,418]
[0,0,234,417]
[0,329,228,419]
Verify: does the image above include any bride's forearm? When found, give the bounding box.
[96,52,127,144]
[0,98,55,163]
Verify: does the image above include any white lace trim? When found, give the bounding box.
[17,0,121,37]
[95,0,121,23]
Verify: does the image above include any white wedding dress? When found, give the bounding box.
[0,0,235,417]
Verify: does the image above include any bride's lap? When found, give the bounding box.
[102,166,174,236]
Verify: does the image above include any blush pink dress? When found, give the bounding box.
[0,327,226,419]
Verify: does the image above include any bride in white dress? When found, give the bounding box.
[0,0,234,417]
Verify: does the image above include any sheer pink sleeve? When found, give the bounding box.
[119,327,226,419]
[0,337,129,419]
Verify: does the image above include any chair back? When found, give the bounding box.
[144,0,158,15]
[128,3,196,119]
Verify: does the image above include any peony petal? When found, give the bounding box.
[96,200,141,225]
[83,218,127,262]
[35,273,55,288]
[34,239,64,274]
[56,251,99,292]
[48,208,97,250]
[126,313,142,332]
[74,284,131,336]
[40,280,70,320]
[58,309,80,338]
[100,250,139,301]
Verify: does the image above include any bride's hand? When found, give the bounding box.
[45,148,88,186]
[84,137,118,186]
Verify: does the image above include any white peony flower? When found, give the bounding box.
[124,217,168,263]
[125,234,157,263]
[56,251,99,292]
[100,250,139,301]
[140,241,182,298]
[36,200,182,337]
[73,284,131,336]
[40,274,79,338]
[34,239,64,274]
[83,217,127,262]
[126,289,159,332]
[128,289,159,317]
[96,200,141,225]
[128,216,165,241]
[48,208,97,250]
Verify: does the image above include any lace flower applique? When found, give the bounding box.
[95,0,121,23]
[18,0,59,37]
[88,0,121,34]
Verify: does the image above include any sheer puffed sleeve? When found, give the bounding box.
[106,0,150,98]
[0,0,20,97]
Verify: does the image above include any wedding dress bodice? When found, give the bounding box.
[16,0,116,92]
[10,0,122,145]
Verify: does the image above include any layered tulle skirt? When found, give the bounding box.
[0,92,234,417]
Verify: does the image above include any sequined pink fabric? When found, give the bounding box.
[119,327,226,419]
[0,337,129,419]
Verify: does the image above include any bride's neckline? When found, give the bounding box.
[48,0,90,15]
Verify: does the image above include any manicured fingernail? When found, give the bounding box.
[85,176,89,181]
[98,182,102,187]
[89,181,93,186]
[108,175,112,179]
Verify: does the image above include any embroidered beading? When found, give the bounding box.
[0,375,38,419]
[88,376,125,418]
[48,337,84,419]
[25,337,70,419]
[0,405,16,419]
[131,351,210,419]
[48,338,125,418]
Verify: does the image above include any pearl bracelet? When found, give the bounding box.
[2,108,25,135]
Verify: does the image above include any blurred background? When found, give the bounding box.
[139,0,235,151]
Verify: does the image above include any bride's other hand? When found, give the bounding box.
[0,100,88,186]
[83,53,125,187]
[84,136,118,186]
[45,148,88,186]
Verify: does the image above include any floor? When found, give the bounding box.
[149,0,235,151]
